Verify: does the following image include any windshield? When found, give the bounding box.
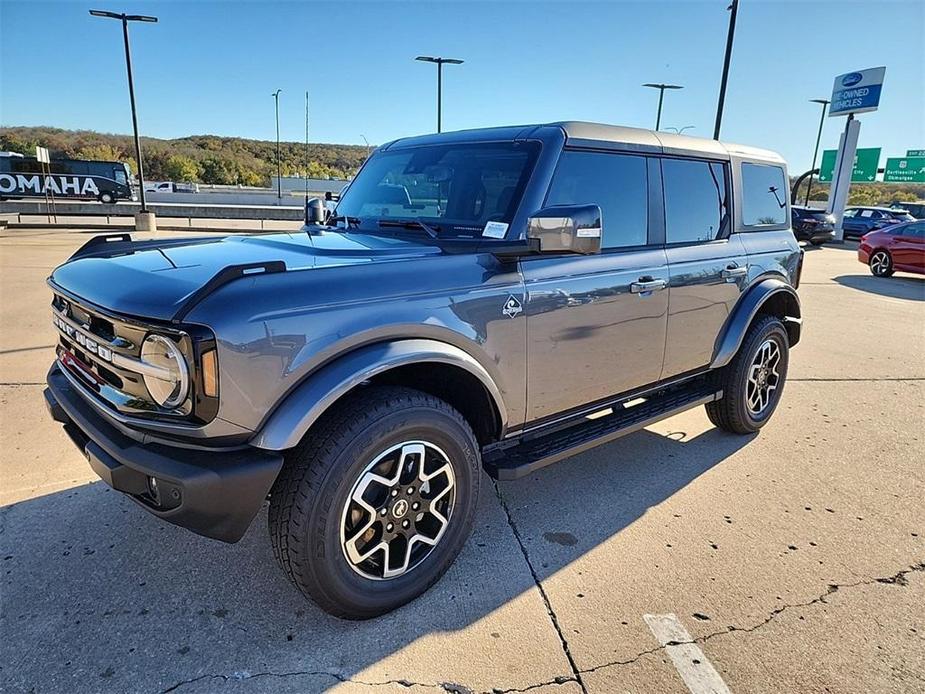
[335,141,540,237]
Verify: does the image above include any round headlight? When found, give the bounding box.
[140,334,189,408]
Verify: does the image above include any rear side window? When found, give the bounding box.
[545,150,648,249]
[662,158,729,243]
[741,162,788,226]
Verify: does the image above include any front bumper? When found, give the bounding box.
[45,363,284,542]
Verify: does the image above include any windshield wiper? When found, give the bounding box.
[378,218,440,238]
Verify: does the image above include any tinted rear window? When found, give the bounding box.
[742,162,788,226]
[662,158,729,243]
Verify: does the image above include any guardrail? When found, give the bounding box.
[0,200,303,220]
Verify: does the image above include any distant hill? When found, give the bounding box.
[792,177,925,207]
[0,126,369,187]
[3,125,923,206]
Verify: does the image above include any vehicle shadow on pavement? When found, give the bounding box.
[0,426,751,693]
[834,274,925,301]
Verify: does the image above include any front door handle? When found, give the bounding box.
[630,277,668,294]
[721,264,748,281]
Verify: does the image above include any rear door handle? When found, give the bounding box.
[630,277,667,294]
[721,264,748,281]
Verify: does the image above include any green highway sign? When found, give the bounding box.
[818,147,881,182]
[906,149,925,157]
[883,156,925,183]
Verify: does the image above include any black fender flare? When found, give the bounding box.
[711,278,801,369]
[250,339,507,451]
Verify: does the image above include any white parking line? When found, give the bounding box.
[644,613,731,694]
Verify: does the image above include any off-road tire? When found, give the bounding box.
[706,315,789,435]
[268,385,481,619]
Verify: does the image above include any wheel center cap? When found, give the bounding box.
[392,499,409,519]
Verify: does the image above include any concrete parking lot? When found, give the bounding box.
[1,226,923,693]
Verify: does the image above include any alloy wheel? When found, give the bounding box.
[340,441,456,580]
[870,251,890,276]
[746,338,782,416]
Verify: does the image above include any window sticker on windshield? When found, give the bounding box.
[483,221,508,238]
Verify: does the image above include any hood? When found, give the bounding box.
[50,230,441,321]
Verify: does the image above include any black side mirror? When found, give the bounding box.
[305,197,326,225]
[527,204,602,255]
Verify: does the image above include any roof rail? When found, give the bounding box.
[172,261,287,323]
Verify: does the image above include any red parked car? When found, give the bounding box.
[858,220,925,277]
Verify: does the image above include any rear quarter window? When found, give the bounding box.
[741,162,788,227]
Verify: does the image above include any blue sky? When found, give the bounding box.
[1,0,922,172]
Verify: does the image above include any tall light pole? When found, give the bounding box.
[415,56,464,133]
[89,9,157,213]
[272,89,282,199]
[360,134,371,159]
[642,83,683,130]
[713,0,739,140]
[805,98,830,205]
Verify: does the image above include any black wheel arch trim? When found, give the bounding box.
[251,339,507,451]
[711,277,801,369]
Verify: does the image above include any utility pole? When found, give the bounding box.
[305,89,309,200]
[642,83,683,131]
[89,9,157,225]
[805,98,830,205]
[415,56,464,133]
[713,0,739,140]
[272,89,282,199]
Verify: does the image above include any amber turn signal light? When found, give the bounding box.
[201,349,218,397]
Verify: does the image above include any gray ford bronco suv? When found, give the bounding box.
[44,122,802,618]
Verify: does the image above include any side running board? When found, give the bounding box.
[483,383,722,481]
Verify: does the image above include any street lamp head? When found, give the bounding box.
[416,56,464,65]
[810,98,831,105]
[272,89,282,97]
[643,83,683,90]
[90,10,157,22]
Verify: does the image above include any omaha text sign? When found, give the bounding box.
[883,157,925,183]
[818,147,881,182]
[829,67,885,117]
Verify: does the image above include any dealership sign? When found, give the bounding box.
[0,174,101,196]
[829,67,886,117]
[883,157,925,183]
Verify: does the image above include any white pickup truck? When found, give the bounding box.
[145,181,199,194]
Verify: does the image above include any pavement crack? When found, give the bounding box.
[158,670,446,693]
[157,669,583,694]
[789,377,925,382]
[493,480,589,694]
[582,561,925,677]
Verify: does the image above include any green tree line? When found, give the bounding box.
[0,126,369,186]
[792,176,925,207]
